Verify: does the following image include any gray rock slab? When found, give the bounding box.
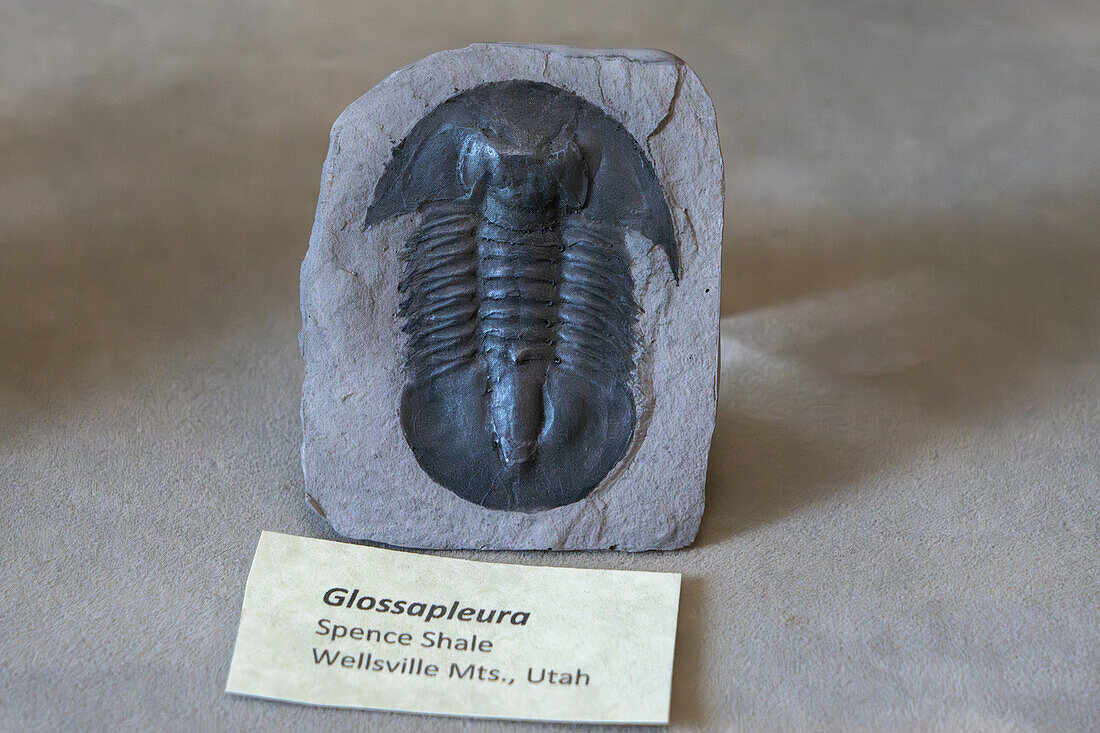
[300,43,723,550]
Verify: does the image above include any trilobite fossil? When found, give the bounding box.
[363,80,678,511]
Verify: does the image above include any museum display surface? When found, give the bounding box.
[299,45,723,550]
[5,2,1098,730]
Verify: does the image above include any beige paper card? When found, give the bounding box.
[226,532,681,725]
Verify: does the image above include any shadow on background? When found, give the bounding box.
[700,205,1100,543]
[0,74,325,442]
[669,573,705,729]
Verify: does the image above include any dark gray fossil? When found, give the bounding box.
[363,80,678,511]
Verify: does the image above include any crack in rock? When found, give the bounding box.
[646,65,683,150]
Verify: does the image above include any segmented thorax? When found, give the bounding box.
[476,176,566,468]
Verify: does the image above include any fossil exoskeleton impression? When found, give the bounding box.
[363,80,678,511]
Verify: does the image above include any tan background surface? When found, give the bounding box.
[2,1,1098,730]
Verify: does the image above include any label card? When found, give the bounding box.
[226,532,681,725]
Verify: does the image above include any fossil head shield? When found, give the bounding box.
[363,80,678,511]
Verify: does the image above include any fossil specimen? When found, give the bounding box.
[363,80,678,511]
[301,45,721,549]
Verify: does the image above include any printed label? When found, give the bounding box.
[226,532,681,725]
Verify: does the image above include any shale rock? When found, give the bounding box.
[300,44,722,550]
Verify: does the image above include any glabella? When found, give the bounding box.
[323,587,531,626]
